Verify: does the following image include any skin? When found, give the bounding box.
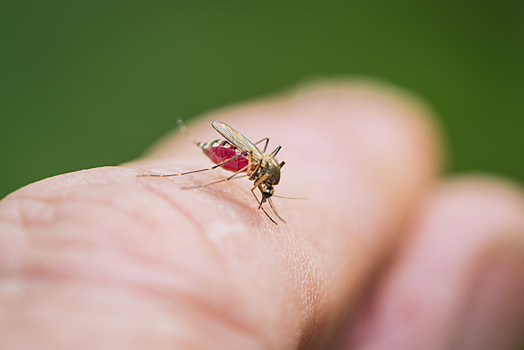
[1,81,524,350]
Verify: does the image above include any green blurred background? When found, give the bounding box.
[1,1,523,198]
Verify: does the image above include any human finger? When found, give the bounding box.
[0,81,441,349]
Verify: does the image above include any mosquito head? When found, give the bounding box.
[261,185,275,200]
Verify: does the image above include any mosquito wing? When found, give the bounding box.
[211,120,265,160]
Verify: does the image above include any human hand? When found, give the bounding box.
[1,82,523,349]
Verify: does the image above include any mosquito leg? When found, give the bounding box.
[257,185,265,210]
[246,151,262,179]
[260,205,278,225]
[182,173,248,189]
[247,151,253,176]
[268,197,286,223]
[247,151,257,176]
[250,187,262,209]
[182,162,252,189]
[249,176,269,210]
[253,137,270,153]
[137,154,242,178]
[269,145,282,157]
[252,174,268,189]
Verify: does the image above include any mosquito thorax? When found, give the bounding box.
[266,158,282,185]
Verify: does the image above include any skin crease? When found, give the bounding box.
[0,81,523,350]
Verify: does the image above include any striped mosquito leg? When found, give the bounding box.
[181,161,253,189]
[253,137,270,153]
[137,154,242,178]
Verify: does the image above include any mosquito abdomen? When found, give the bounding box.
[202,140,250,173]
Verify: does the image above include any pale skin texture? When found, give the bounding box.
[1,81,524,349]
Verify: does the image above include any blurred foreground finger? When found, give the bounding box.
[338,178,524,350]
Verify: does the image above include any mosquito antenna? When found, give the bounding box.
[272,195,308,200]
[177,119,200,146]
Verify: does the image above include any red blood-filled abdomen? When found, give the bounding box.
[203,141,249,173]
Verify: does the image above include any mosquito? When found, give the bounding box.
[139,120,297,224]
